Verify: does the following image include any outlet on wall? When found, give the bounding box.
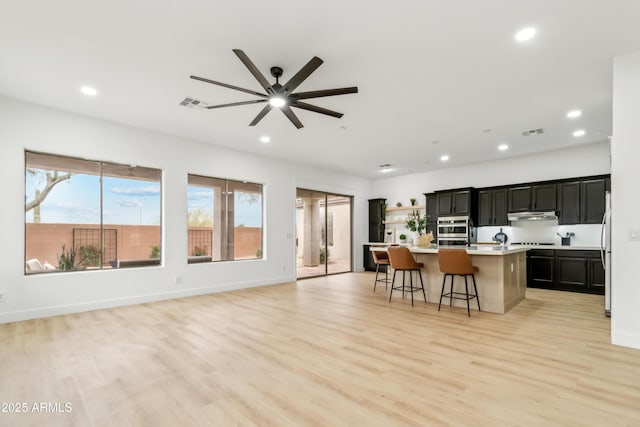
[0,293,5,303]
[175,275,182,285]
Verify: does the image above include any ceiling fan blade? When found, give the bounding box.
[280,105,304,129]
[281,56,324,95]
[206,99,267,109]
[291,101,343,118]
[291,87,358,100]
[249,104,273,126]
[190,75,267,98]
[233,49,274,95]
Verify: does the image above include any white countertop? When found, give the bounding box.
[369,244,601,256]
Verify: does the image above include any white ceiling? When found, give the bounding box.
[1,1,639,179]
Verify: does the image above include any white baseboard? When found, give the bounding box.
[0,276,294,324]
[612,331,640,350]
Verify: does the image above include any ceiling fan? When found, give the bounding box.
[190,49,358,129]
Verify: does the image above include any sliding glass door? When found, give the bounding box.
[296,189,352,279]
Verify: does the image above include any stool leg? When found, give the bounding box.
[389,269,398,302]
[402,270,406,299]
[418,269,427,303]
[384,265,388,290]
[449,274,455,307]
[464,275,471,317]
[410,269,414,306]
[472,274,481,312]
[374,263,380,292]
[438,274,447,311]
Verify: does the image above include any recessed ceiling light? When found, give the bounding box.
[515,27,536,42]
[80,86,97,96]
[498,144,509,151]
[269,96,286,108]
[482,128,492,133]
[440,155,449,162]
[573,129,586,137]
[260,136,271,143]
[431,140,440,145]
[567,110,582,119]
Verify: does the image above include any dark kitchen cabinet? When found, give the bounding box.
[425,193,437,223]
[527,249,604,294]
[557,178,609,225]
[363,245,376,271]
[581,178,609,224]
[435,188,477,221]
[478,188,508,226]
[556,254,588,291]
[527,249,555,289]
[368,198,386,242]
[424,193,438,239]
[508,184,556,212]
[557,181,581,225]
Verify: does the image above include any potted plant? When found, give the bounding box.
[399,233,407,244]
[410,198,417,206]
[405,212,426,235]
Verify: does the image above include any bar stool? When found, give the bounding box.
[437,249,481,316]
[371,249,390,292]
[387,246,427,306]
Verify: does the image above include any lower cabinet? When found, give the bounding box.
[527,249,604,294]
[363,245,376,271]
[528,250,555,288]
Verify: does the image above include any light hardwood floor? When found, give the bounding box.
[1,272,639,426]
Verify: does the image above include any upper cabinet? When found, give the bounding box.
[368,198,386,242]
[557,178,609,225]
[507,183,556,212]
[580,178,609,224]
[435,188,477,220]
[478,188,508,226]
[424,193,437,224]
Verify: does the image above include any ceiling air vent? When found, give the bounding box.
[179,97,207,109]
[521,128,544,136]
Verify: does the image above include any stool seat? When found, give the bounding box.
[387,247,427,306]
[437,249,481,316]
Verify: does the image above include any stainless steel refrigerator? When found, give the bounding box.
[601,191,612,317]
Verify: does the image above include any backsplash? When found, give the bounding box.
[477,220,602,247]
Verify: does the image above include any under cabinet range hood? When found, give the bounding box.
[508,211,558,221]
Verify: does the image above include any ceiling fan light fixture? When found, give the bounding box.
[269,96,286,108]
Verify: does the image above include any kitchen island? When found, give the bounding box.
[371,245,528,313]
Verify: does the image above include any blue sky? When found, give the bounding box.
[26,170,262,227]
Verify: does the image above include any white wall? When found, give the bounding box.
[611,50,640,349]
[0,96,372,323]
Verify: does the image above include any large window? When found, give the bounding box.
[187,174,263,262]
[25,151,162,273]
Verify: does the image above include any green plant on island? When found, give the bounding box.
[399,233,407,241]
[405,212,427,235]
[57,244,76,271]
